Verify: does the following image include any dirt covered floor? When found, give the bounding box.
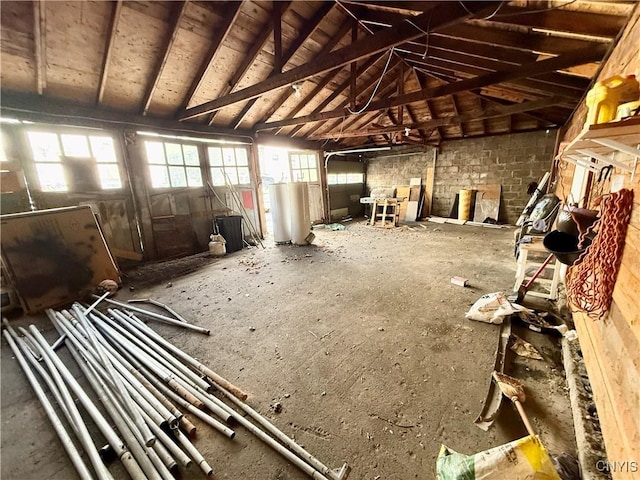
[1,221,576,479]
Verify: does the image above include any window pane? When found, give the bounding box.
[169,166,187,187]
[301,169,310,182]
[309,169,318,182]
[290,154,300,168]
[166,143,183,165]
[90,136,117,162]
[327,173,337,185]
[28,132,60,162]
[225,168,238,185]
[97,164,122,189]
[145,141,166,164]
[237,167,251,185]
[186,167,202,187]
[306,155,316,169]
[208,147,223,166]
[211,167,225,186]
[61,134,90,157]
[36,163,67,191]
[300,155,309,168]
[291,169,303,182]
[222,148,236,166]
[183,145,199,166]
[338,173,347,184]
[235,148,248,166]
[149,165,170,188]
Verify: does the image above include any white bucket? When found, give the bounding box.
[208,234,226,256]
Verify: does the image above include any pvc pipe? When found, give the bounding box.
[128,298,189,323]
[172,427,214,477]
[119,311,248,400]
[57,312,175,429]
[180,416,197,438]
[73,344,163,480]
[2,330,94,480]
[92,295,210,335]
[152,440,178,475]
[72,305,156,447]
[28,325,116,480]
[136,407,193,469]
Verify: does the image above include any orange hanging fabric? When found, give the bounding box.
[566,188,634,320]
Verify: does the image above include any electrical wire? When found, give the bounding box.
[458,1,505,20]
[459,0,579,19]
[346,47,395,115]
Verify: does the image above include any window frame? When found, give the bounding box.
[143,140,204,190]
[289,150,319,183]
[206,145,252,187]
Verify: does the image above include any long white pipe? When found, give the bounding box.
[2,330,94,480]
[118,311,248,400]
[138,408,193,469]
[57,312,175,429]
[28,325,115,480]
[72,305,156,447]
[92,295,211,335]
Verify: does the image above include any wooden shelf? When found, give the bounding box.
[557,116,640,180]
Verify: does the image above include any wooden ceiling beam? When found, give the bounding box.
[309,95,565,140]
[273,2,283,74]
[255,44,606,131]
[208,1,292,125]
[33,0,46,95]
[413,70,443,140]
[142,1,188,115]
[180,2,497,120]
[435,24,603,56]
[97,0,123,104]
[231,2,336,129]
[486,5,625,38]
[255,16,352,126]
[179,2,243,112]
[450,94,464,137]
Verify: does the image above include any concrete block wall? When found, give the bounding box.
[364,130,557,224]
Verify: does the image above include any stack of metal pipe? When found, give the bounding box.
[2,301,350,480]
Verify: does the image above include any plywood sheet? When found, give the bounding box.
[0,206,120,313]
[473,184,501,222]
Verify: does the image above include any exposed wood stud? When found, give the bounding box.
[273,2,283,74]
[350,18,358,110]
[178,1,243,112]
[397,61,405,124]
[255,43,608,131]
[142,1,188,116]
[97,0,123,105]
[450,94,464,137]
[208,1,292,125]
[33,0,47,95]
[181,2,496,120]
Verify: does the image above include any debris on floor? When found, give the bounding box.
[2,302,350,480]
[465,292,529,324]
[450,276,469,287]
[436,435,561,480]
[510,335,544,360]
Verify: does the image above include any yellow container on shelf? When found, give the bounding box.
[458,189,473,221]
[585,74,640,127]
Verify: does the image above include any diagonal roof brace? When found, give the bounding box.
[179,1,498,121]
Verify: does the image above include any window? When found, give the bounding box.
[327,172,364,185]
[144,141,202,188]
[26,131,122,192]
[208,146,251,186]
[290,152,318,182]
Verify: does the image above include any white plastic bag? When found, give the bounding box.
[465,292,529,324]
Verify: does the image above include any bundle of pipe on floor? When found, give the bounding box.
[3,303,348,480]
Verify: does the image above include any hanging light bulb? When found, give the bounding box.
[292,83,302,98]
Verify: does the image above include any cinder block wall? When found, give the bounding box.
[365,130,556,224]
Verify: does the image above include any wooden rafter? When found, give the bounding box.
[413,70,442,141]
[273,2,283,74]
[97,0,123,105]
[350,18,358,109]
[207,1,292,125]
[256,15,350,126]
[33,0,46,95]
[180,2,496,120]
[230,2,335,129]
[255,43,608,131]
[178,2,242,112]
[309,95,565,140]
[141,1,188,115]
[450,94,464,137]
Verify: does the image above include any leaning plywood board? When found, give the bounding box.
[473,184,501,222]
[0,206,120,313]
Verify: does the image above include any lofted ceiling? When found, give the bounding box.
[0,1,636,148]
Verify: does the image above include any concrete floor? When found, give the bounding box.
[1,221,576,479]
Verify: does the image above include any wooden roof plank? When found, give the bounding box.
[208,1,292,125]
[256,42,609,131]
[33,0,46,95]
[180,2,497,120]
[97,0,123,105]
[141,1,188,115]
[179,1,243,112]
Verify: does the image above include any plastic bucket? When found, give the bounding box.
[458,189,473,221]
[585,75,639,127]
